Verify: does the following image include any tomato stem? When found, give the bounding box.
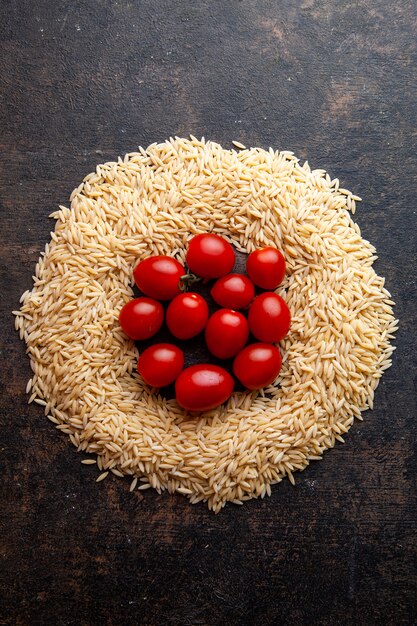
[179,273,203,292]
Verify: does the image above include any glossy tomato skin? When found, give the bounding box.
[211,274,255,309]
[134,255,184,300]
[205,309,249,359]
[233,343,282,390]
[186,234,235,279]
[119,297,164,340]
[175,364,234,411]
[166,292,209,340]
[138,343,184,387]
[248,292,291,342]
[246,247,286,290]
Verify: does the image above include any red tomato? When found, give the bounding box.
[134,255,184,300]
[246,247,286,290]
[248,292,291,342]
[211,274,255,309]
[175,364,234,411]
[119,297,163,340]
[186,234,235,279]
[166,292,209,340]
[233,343,282,390]
[138,343,184,387]
[205,309,249,359]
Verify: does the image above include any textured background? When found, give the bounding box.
[1,1,416,624]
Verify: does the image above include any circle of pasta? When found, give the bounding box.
[17,138,396,512]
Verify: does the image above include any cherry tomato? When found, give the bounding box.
[233,343,282,390]
[175,364,234,411]
[134,255,184,300]
[248,292,291,342]
[246,247,286,290]
[211,274,255,310]
[138,343,184,387]
[205,309,249,359]
[166,292,209,340]
[186,234,235,279]
[119,297,163,340]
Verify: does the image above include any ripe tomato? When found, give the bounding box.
[211,274,255,309]
[186,234,235,279]
[248,292,291,342]
[233,343,282,390]
[246,247,286,290]
[138,343,184,387]
[205,309,249,359]
[166,292,209,340]
[134,255,184,300]
[175,364,234,411]
[119,297,163,340]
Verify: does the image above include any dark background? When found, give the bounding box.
[1,1,416,624]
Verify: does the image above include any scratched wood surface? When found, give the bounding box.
[1,1,416,625]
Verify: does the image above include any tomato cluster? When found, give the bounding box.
[119,234,291,412]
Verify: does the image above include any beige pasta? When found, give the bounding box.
[14,137,397,513]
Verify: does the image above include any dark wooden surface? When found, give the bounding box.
[1,1,416,624]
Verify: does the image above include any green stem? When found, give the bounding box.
[179,273,203,292]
